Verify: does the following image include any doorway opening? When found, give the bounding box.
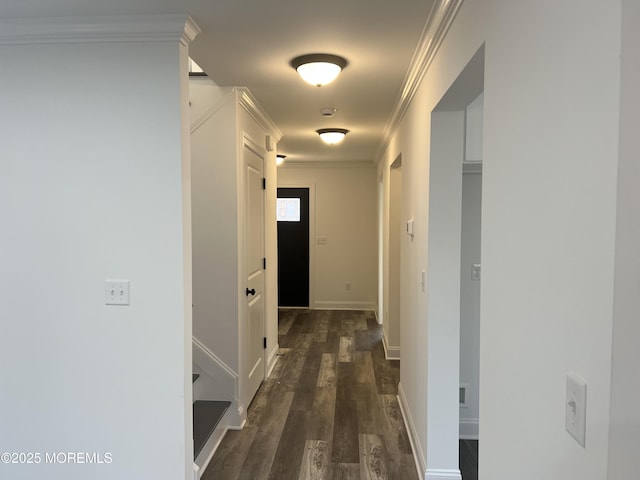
[384,155,402,359]
[277,187,310,307]
[426,44,484,478]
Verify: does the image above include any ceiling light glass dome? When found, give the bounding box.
[290,54,348,87]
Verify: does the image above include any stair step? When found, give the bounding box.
[193,400,231,459]
[192,373,200,383]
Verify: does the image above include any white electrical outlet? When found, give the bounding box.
[565,373,587,447]
[105,280,130,306]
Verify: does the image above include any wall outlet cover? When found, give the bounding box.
[565,372,587,447]
[105,279,130,306]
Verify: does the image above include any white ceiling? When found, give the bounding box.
[1,0,438,164]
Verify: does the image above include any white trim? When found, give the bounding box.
[193,336,238,384]
[398,382,425,480]
[459,418,479,440]
[376,0,463,162]
[282,160,375,167]
[313,300,377,311]
[238,88,283,142]
[425,469,463,480]
[0,14,200,45]
[382,333,400,360]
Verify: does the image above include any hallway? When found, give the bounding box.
[203,309,419,479]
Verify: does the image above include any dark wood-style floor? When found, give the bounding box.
[203,309,419,480]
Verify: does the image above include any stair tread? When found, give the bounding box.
[193,400,231,460]
[192,373,200,383]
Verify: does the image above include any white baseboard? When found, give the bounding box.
[313,300,377,311]
[459,418,479,440]
[382,333,400,360]
[398,382,425,479]
[425,469,462,480]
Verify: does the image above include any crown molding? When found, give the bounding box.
[280,160,375,169]
[0,14,200,45]
[376,0,464,162]
[237,88,283,142]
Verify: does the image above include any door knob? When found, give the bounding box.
[246,288,256,296]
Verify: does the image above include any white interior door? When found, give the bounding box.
[243,135,265,404]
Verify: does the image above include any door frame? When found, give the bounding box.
[277,182,315,309]
[241,132,267,406]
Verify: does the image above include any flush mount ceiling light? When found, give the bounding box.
[276,154,286,166]
[290,54,348,87]
[317,128,349,145]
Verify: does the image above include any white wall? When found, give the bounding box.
[378,0,626,478]
[480,2,620,478]
[607,0,640,477]
[191,81,239,372]
[278,164,377,310]
[0,16,195,480]
[459,172,481,439]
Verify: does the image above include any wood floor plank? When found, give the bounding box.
[340,318,356,336]
[297,439,329,480]
[231,390,295,480]
[332,362,360,463]
[246,378,277,426]
[355,329,372,351]
[313,320,329,342]
[278,310,296,335]
[353,313,369,331]
[307,386,337,441]
[370,339,400,395]
[292,352,322,411]
[329,463,361,480]
[380,394,412,454]
[316,353,337,387]
[268,348,290,379]
[201,426,258,480]
[359,434,389,480]
[268,409,310,480]
[338,336,355,362]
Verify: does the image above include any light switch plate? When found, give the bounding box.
[406,219,414,237]
[105,280,130,306]
[565,373,587,447]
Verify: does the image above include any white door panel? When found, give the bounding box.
[243,135,265,404]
